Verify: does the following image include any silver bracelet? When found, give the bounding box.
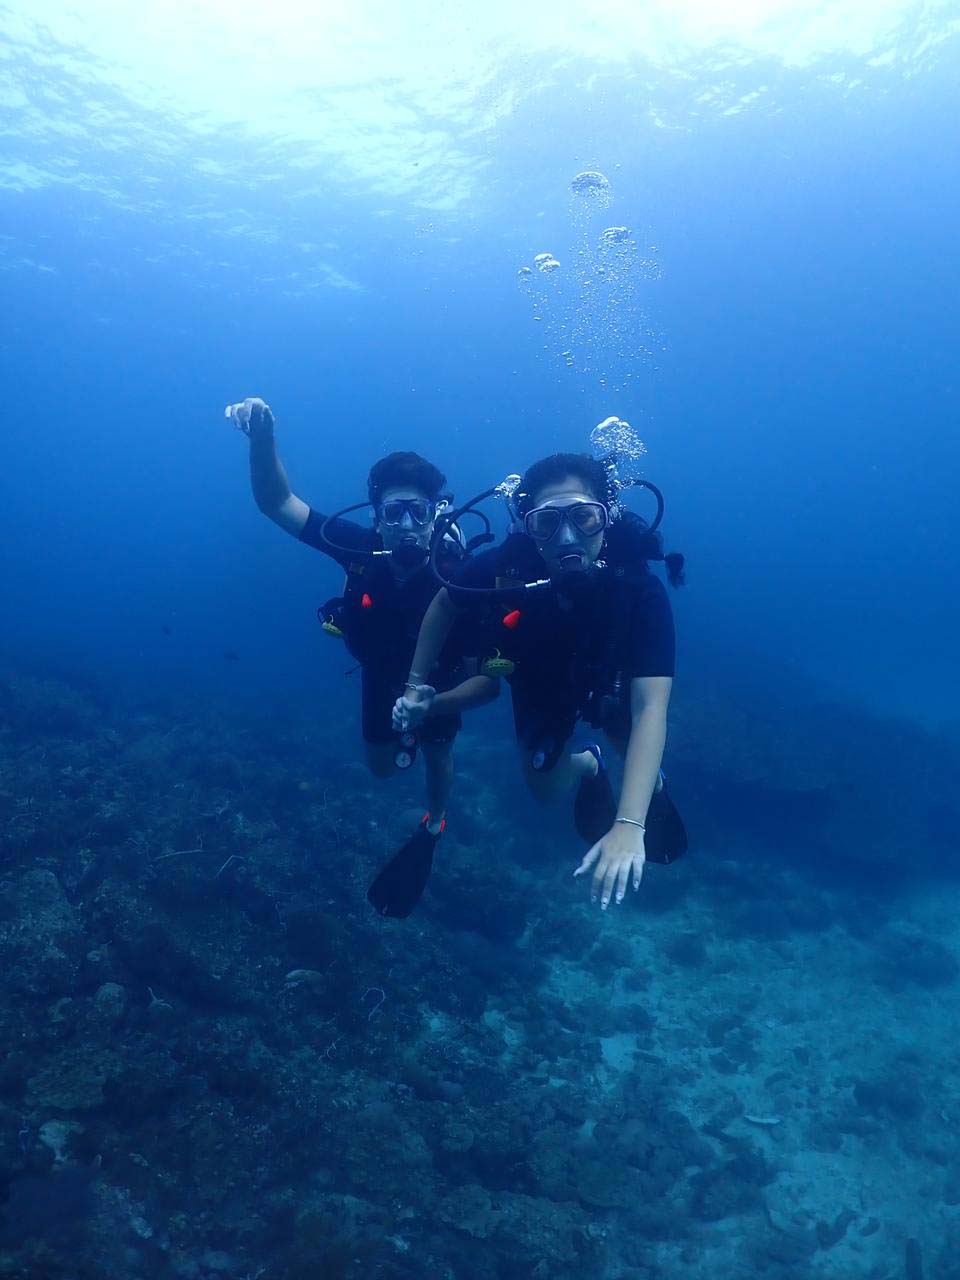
[615,817,646,832]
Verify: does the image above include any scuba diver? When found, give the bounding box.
[227,397,498,916]
[395,447,687,912]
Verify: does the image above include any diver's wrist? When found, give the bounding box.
[615,816,646,833]
[403,681,434,710]
[247,422,276,450]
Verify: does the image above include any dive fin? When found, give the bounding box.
[643,776,688,865]
[574,744,617,845]
[367,817,442,918]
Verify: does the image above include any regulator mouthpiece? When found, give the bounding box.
[558,552,586,572]
[392,543,429,569]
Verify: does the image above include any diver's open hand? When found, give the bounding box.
[225,397,274,437]
[392,685,436,733]
[574,822,645,909]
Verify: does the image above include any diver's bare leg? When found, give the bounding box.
[422,740,453,834]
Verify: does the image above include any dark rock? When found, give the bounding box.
[784,893,832,933]
[26,1044,124,1111]
[707,1012,743,1047]
[607,1002,654,1035]
[577,1159,641,1209]
[592,935,634,971]
[690,1148,773,1222]
[691,1162,761,1221]
[0,1050,30,1101]
[496,1191,592,1266]
[284,1206,382,1279]
[731,900,792,941]
[876,932,959,991]
[0,870,86,997]
[114,921,234,1007]
[637,870,688,913]
[905,1237,924,1280]
[816,1207,856,1248]
[188,751,244,789]
[282,905,348,971]
[932,1232,960,1279]
[0,1169,95,1248]
[749,1225,818,1267]
[854,1074,923,1120]
[710,1052,740,1075]
[621,965,650,992]
[88,982,127,1029]
[662,932,708,967]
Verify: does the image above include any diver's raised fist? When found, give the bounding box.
[224,397,275,437]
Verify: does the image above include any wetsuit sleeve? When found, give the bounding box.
[298,508,373,569]
[625,575,676,678]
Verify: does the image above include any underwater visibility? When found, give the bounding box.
[1,3,959,1278]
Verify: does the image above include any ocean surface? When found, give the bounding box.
[1,3,959,1277]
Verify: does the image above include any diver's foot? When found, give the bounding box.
[574,743,617,845]
[367,815,445,919]
[571,748,599,779]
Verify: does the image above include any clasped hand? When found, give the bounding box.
[392,684,436,733]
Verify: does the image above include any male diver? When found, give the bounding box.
[396,450,686,911]
[228,397,497,915]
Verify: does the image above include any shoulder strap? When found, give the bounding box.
[340,560,370,601]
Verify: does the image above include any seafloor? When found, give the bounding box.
[1,661,958,1279]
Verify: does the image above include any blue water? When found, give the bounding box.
[2,5,960,1278]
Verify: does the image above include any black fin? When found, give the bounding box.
[643,781,688,865]
[574,747,617,844]
[367,825,439,918]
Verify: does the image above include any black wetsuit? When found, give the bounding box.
[300,509,463,746]
[449,515,675,766]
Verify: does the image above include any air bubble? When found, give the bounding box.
[600,226,631,244]
[534,253,561,273]
[571,170,611,198]
[589,416,648,491]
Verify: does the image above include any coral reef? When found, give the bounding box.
[0,666,957,1278]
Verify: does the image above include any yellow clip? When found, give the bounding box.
[321,620,344,639]
[481,649,515,678]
